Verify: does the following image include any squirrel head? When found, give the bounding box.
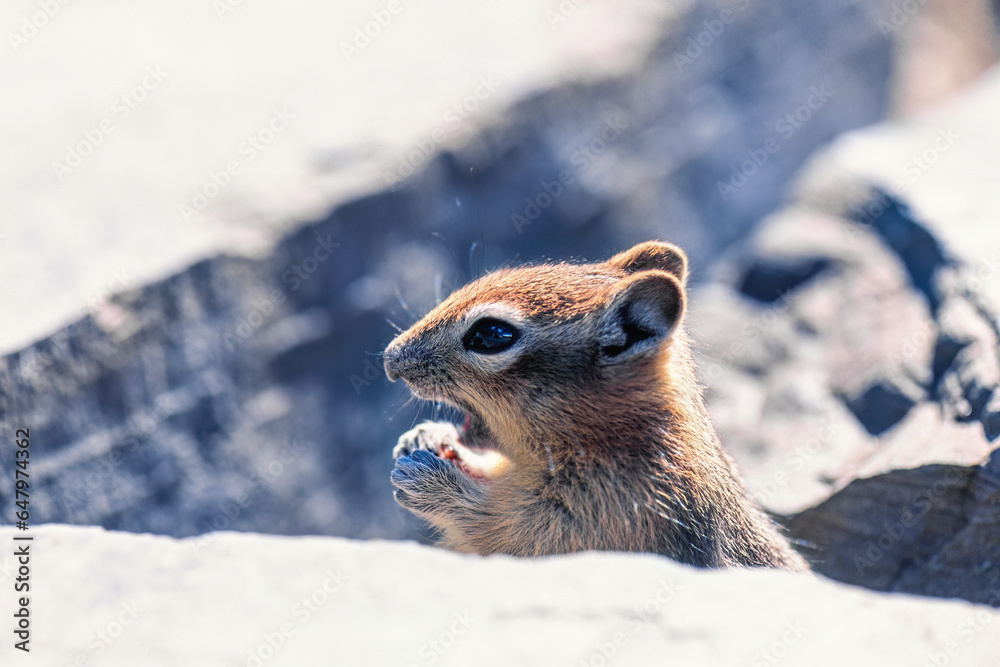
[383,241,688,456]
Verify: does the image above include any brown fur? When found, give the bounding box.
[384,241,808,570]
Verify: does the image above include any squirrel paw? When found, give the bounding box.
[392,421,462,460]
[390,449,463,513]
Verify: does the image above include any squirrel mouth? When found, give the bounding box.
[412,387,496,450]
[457,408,496,452]
[403,384,506,477]
[439,402,507,480]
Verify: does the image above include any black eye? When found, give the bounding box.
[463,318,519,354]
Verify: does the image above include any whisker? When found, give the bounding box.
[407,401,425,430]
[394,290,413,318]
[434,274,445,306]
[431,232,465,282]
[469,241,481,280]
[470,167,486,278]
[386,385,421,422]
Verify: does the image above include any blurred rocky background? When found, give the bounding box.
[1,0,999,616]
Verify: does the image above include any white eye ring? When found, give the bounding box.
[459,303,527,368]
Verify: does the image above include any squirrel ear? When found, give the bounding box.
[599,270,685,359]
[607,241,688,286]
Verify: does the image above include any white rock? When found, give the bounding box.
[1,525,998,665]
[0,0,681,354]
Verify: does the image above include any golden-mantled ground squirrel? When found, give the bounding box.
[384,241,807,570]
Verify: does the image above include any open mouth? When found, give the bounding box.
[431,398,506,480]
[455,407,497,452]
[397,376,507,478]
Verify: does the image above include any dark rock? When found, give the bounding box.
[984,392,1000,441]
[691,175,1000,606]
[738,256,833,303]
[787,463,976,592]
[850,190,951,313]
[893,448,1000,603]
[0,0,897,543]
[789,450,1000,607]
[843,382,919,437]
[930,334,969,392]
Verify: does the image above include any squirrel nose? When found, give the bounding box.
[384,336,427,383]
[383,341,403,382]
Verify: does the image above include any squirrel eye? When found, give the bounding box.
[463,318,519,354]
